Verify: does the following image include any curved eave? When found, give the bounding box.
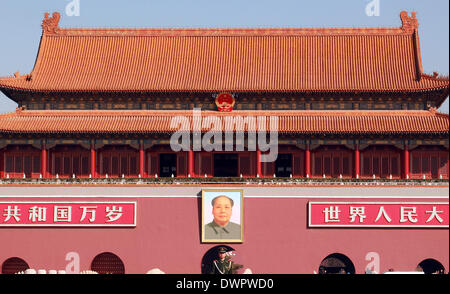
[1,131,449,136]
[0,82,449,97]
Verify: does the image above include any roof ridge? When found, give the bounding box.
[421,73,450,81]
[41,11,419,37]
[12,109,440,117]
[0,111,17,118]
[50,26,410,37]
[435,111,450,118]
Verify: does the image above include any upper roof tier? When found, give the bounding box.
[0,11,448,94]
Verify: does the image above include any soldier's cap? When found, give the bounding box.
[218,247,227,253]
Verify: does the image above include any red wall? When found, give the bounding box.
[0,195,447,274]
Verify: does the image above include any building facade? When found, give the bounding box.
[0,11,448,274]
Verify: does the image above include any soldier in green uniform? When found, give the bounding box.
[211,247,234,274]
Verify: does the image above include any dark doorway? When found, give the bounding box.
[1,257,29,274]
[160,154,177,177]
[214,154,238,177]
[417,259,446,274]
[275,154,292,177]
[318,253,355,274]
[201,245,236,274]
[91,252,125,274]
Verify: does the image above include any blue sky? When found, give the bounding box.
[0,0,448,113]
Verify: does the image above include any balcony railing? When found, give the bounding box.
[0,176,448,186]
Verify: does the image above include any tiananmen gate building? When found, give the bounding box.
[0,11,448,274]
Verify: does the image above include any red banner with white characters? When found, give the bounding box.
[308,202,449,228]
[0,202,136,227]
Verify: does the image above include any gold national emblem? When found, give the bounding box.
[215,93,235,112]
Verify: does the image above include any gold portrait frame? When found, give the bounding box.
[201,189,244,243]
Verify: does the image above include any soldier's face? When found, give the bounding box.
[212,196,233,226]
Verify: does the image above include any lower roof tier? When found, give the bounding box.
[0,109,448,135]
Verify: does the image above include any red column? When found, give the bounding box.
[90,144,96,178]
[41,144,47,178]
[188,149,194,177]
[354,144,360,179]
[139,144,146,178]
[404,145,410,179]
[256,149,262,177]
[305,144,311,178]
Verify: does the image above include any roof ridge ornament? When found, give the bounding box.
[12,72,32,81]
[42,12,61,35]
[400,11,418,32]
[428,106,437,114]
